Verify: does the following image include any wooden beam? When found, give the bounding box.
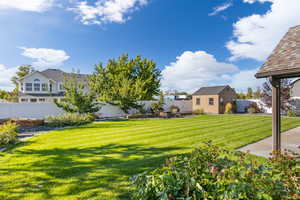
[269,77,281,152]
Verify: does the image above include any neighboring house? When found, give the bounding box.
[18,69,88,103]
[192,85,236,114]
[290,79,300,113]
[164,94,190,101]
[291,79,300,98]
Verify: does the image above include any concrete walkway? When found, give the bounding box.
[239,126,300,158]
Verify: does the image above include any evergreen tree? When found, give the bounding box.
[54,73,101,114]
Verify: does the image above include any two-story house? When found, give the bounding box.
[18,69,88,103]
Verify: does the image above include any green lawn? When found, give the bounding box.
[0,115,300,200]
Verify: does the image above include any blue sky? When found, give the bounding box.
[0,0,299,92]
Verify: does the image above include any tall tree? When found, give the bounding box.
[54,73,101,114]
[261,79,293,112]
[246,87,253,99]
[89,54,161,113]
[11,65,35,89]
[253,87,262,99]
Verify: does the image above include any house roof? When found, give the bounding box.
[193,85,229,95]
[40,69,89,82]
[18,69,89,82]
[256,25,300,78]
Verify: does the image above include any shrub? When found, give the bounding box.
[193,108,204,115]
[225,103,233,114]
[45,113,95,127]
[0,121,18,147]
[247,102,261,114]
[169,105,180,113]
[132,142,300,200]
[287,109,297,117]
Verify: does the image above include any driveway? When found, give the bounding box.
[239,126,300,158]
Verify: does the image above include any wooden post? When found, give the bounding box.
[269,77,281,152]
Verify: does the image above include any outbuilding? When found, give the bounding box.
[192,85,236,114]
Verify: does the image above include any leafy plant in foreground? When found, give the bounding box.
[132,142,300,200]
[0,121,18,147]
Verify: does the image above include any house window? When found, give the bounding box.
[34,83,40,91]
[34,79,40,91]
[30,98,37,103]
[20,83,24,91]
[21,98,28,102]
[49,84,52,92]
[196,98,201,105]
[42,83,48,91]
[59,83,64,91]
[209,98,214,105]
[25,83,32,91]
[39,98,45,102]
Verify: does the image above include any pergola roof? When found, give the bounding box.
[256,25,300,79]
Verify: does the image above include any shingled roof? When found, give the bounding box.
[40,69,88,82]
[193,85,228,95]
[256,25,300,78]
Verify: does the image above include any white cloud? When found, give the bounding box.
[161,51,238,93]
[0,0,54,12]
[243,0,273,3]
[227,0,300,61]
[20,47,70,68]
[69,0,148,25]
[228,68,265,92]
[0,64,17,91]
[209,1,233,16]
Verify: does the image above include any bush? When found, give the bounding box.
[193,108,204,115]
[225,103,233,114]
[0,121,18,147]
[169,105,180,113]
[247,102,261,114]
[45,113,95,127]
[132,142,300,200]
[287,109,297,117]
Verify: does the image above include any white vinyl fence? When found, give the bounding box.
[0,100,193,119]
[236,99,272,114]
[0,99,273,119]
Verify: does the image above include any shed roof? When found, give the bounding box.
[256,25,300,78]
[193,85,228,95]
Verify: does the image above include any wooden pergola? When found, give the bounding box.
[255,25,300,152]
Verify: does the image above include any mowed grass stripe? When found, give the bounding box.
[33,116,263,149]
[1,115,300,200]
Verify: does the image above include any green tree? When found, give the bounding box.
[253,87,262,99]
[11,65,35,89]
[54,73,101,114]
[0,90,9,100]
[89,54,161,113]
[236,93,246,99]
[246,87,253,99]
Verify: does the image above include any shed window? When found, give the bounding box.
[209,98,214,105]
[25,83,32,91]
[196,98,201,105]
